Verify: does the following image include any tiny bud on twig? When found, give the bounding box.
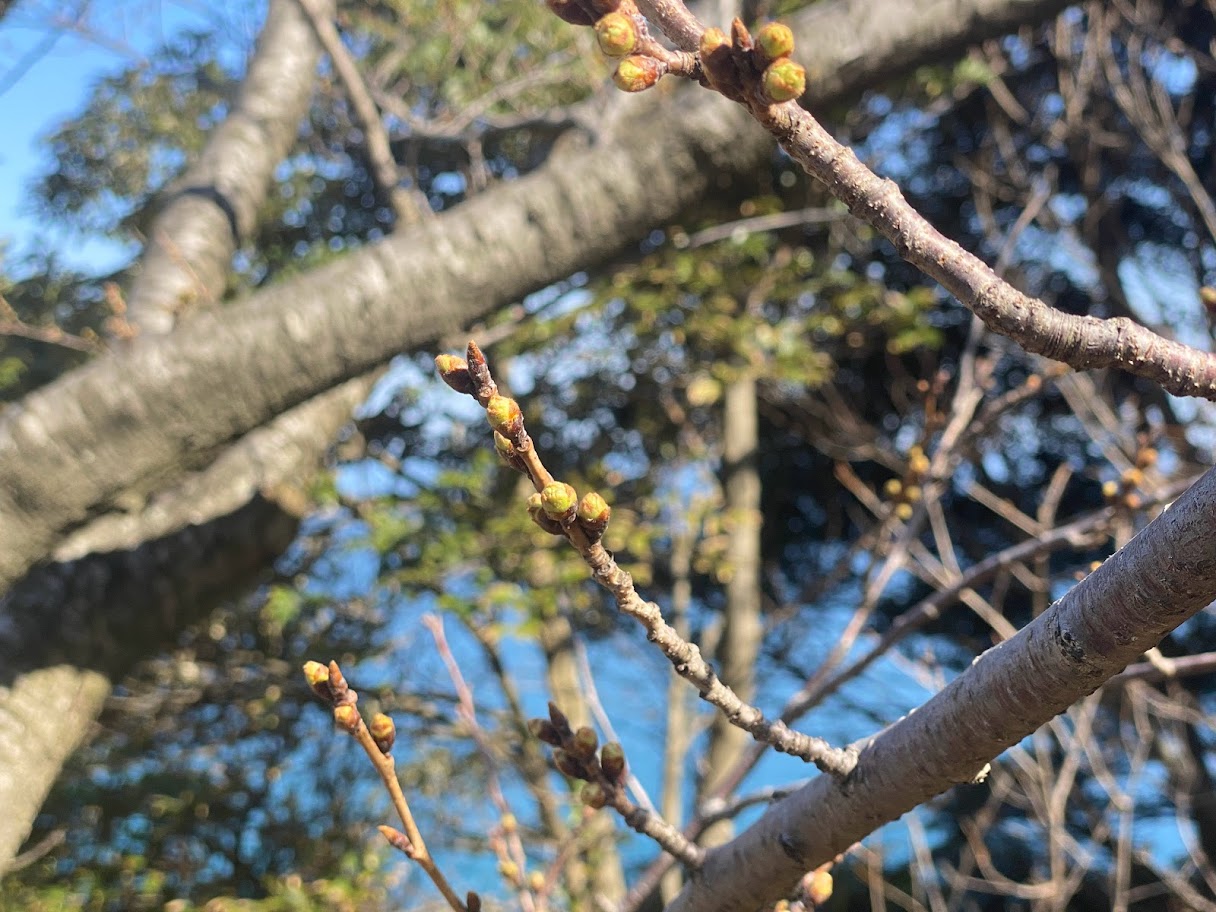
[755,22,795,63]
[302,660,332,701]
[369,712,397,754]
[600,741,626,782]
[761,58,807,103]
[595,11,639,57]
[486,395,524,438]
[541,482,578,522]
[576,491,611,540]
[580,782,609,809]
[378,824,415,856]
[614,55,666,92]
[333,703,360,734]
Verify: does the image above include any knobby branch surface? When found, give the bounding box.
[557,0,1216,400]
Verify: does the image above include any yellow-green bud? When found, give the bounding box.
[333,703,360,733]
[894,502,913,521]
[369,712,396,754]
[434,353,475,395]
[1201,286,1216,309]
[613,55,665,92]
[882,478,902,499]
[500,813,517,834]
[541,482,578,521]
[302,660,331,700]
[595,11,638,57]
[576,491,611,540]
[755,22,795,62]
[699,26,729,58]
[580,782,608,809]
[486,395,523,438]
[498,860,521,885]
[571,726,598,759]
[600,741,626,781]
[761,58,806,103]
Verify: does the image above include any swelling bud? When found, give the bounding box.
[761,58,806,103]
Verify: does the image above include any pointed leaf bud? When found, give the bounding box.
[571,726,598,760]
[369,712,396,754]
[600,741,626,782]
[333,703,360,733]
[302,660,332,701]
[494,432,527,473]
[613,55,666,92]
[434,354,475,395]
[541,482,578,522]
[548,701,574,739]
[465,340,493,392]
[528,717,562,745]
[576,491,611,540]
[762,58,807,103]
[580,782,608,809]
[595,12,638,57]
[378,824,414,855]
[546,0,597,27]
[699,27,739,96]
[327,660,350,700]
[755,22,795,62]
[486,395,524,438]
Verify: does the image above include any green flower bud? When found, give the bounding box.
[580,782,608,809]
[571,725,598,759]
[576,491,611,540]
[613,55,665,93]
[595,11,638,57]
[762,58,806,103]
[600,741,626,781]
[369,712,396,754]
[527,494,565,535]
[434,353,475,395]
[333,703,360,733]
[541,482,578,521]
[755,22,795,62]
[486,395,523,438]
[302,660,332,701]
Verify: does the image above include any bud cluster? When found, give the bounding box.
[302,659,398,757]
[1102,444,1158,512]
[529,702,628,810]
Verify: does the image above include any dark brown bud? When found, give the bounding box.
[548,700,574,739]
[553,748,588,780]
[327,660,350,701]
[546,0,597,27]
[467,892,483,912]
[528,717,562,746]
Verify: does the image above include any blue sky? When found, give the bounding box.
[0,1,261,276]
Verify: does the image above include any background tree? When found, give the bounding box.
[1,0,1215,910]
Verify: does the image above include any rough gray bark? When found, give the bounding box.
[125,0,327,334]
[669,468,1216,912]
[0,0,1073,596]
[0,374,371,870]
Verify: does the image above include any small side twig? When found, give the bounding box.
[302,659,475,912]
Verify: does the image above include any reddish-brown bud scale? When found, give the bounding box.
[369,712,396,754]
[465,340,494,394]
[548,701,574,739]
[755,22,795,62]
[434,354,475,395]
[595,11,638,57]
[699,27,740,97]
[528,717,562,745]
[527,495,566,536]
[546,0,597,27]
[378,824,414,855]
[613,55,665,92]
[762,58,807,103]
